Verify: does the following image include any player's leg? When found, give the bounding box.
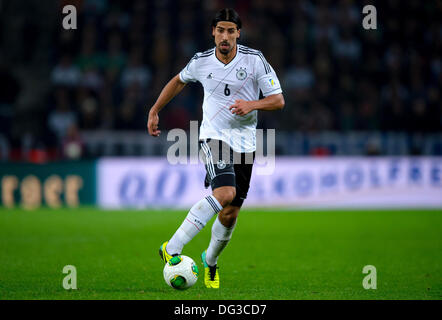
[160,139,235,262]
[202,151,255,288]
[201,206,240,289]
[201,201,239,289]
[160,194,223,262]
[205,204,239,266]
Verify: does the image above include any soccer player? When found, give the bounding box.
[147,8,284,289]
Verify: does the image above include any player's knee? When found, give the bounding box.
[220,189,236,207]
[213,187,236,208]
[220,206,239,223]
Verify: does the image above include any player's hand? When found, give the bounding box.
[229,99,254,116]
[147,110,161,137]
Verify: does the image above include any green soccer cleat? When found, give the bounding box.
[159,241,176,263]
[201,250,219,289]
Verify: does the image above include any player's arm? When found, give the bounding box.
[229,93,285,116]
[147,74,187,137]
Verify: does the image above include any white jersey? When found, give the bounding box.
[179,44,282,153]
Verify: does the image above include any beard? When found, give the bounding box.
[218,42,231,55]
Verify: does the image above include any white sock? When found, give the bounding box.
[166,195,223,255]
[205,216,236,267]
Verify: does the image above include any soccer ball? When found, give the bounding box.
[163,255,199,290]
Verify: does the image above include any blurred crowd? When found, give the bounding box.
[0,0,441,160]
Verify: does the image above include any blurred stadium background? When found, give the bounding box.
[0,0,440,209]
[0,0,441,300]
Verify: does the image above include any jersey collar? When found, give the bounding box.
[213,45,239,68]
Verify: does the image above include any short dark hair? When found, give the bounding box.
[212,8,242,30]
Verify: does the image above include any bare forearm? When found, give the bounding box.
[229,93,284,116]
[150,74,186,114]
[250,93,285,111]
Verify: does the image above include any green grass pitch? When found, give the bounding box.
[0,207,441,300]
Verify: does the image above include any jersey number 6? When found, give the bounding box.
[224,84,230,96]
